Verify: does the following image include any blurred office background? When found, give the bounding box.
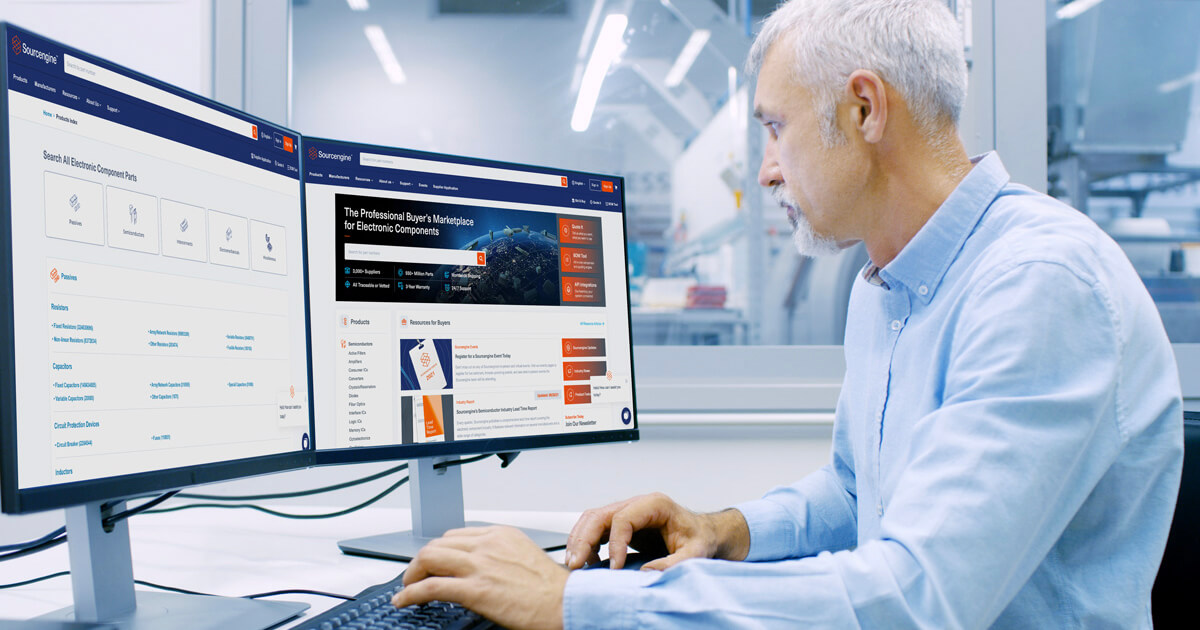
[0,0,1197,530]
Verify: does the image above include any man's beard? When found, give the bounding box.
[773,186,841,257]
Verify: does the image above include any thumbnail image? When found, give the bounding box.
[399,338,453,391]
[401,394,455,444]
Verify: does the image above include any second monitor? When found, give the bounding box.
[303,138,638,560]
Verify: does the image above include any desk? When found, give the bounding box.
[1,507,578,626]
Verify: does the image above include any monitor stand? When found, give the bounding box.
[337,456,567,562]
[36,500,307,629]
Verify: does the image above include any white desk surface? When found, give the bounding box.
[1,507,579,625]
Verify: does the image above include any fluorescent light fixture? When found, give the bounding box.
[1159,71,1200,95]
[346,0,369,10]
[571,13,628,132]
[1055,0,1105,21]
[364,25,406,85]
[664,29,710,88]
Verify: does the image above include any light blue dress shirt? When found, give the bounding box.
[564,153,1184,629]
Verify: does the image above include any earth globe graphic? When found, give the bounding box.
[438,227,560,305]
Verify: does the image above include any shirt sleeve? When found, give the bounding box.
[563,260,1129,629]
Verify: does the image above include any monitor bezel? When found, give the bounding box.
[0,22,317,515]
[302,136,640,467]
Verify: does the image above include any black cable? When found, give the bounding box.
[244,588,354,601]
[146,475,409,520]
[102,490,181,528]
[134,579,210,597]
[1,571,351,602]
[0,532,67,562]
[178,463,409,502]
[0,526,66,552]
[0,570,70,589]
[433,454,492,470]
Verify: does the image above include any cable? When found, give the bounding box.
[1,571,351,602]
[0,532,67,562]
[0,570,70,590]
[146,475,409,520]
[432,454,492,470]
[102,490,180,528]
[178,463,409,502]
[244,588,354,601]
[0,526,66,553]
[133,579,210,597]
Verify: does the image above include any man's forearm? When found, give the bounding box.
[709,508,751,561]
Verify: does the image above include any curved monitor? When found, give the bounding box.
[304,138,638,465]
[0,23,314,516]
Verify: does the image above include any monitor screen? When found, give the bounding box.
[0,24,313,514]
[304,138,637,463]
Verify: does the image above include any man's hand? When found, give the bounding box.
[393,526,567,630]
[564,492,750,571]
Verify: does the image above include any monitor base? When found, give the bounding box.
[338,521,567,562]
[37,592,306,630]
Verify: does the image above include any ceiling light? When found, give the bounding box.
[571,14,628,132]
[664,29,710,88]
[1055,0,1104,21]
[364,25,406,84]
[346,0,369,11]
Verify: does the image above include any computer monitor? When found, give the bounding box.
[303,137,638,560]
[0,24,313,627]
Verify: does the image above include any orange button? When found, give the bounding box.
[251,125,258,139]
[601,181,613,193]
[476,252,486,265]
[283,136,294,153]
[560,176,568,187]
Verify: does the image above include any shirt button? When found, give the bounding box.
[918,285,929,296]
[890,320,902,331]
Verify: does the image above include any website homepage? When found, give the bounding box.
[305,142,635,449]
[5,26,310,490]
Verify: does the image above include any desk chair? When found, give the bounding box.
[1151,411,1199,627]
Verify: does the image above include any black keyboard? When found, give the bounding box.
[292,572,497,630]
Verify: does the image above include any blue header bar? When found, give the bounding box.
[4,24,299,181]
[303,138,625,213]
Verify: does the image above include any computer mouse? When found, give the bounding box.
[584,551,661,571]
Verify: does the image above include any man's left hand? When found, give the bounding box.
[392,525,568,630]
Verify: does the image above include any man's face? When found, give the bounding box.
[754,43,863,256]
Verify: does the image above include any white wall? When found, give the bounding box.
[0,0,213,98]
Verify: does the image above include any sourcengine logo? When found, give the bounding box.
[316,149,353,163]
[14,38,58,66]
[308,146,318,160]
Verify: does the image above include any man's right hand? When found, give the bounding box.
[563,492,750,571]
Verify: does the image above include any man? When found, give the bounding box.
[394,0,1184,627]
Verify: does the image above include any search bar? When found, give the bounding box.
[63,54,258,140]
[345,243,486,267]
[360,153,567,188]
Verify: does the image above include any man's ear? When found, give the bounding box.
[845,69,887,144]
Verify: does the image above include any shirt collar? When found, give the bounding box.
[869,152,1010,303]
